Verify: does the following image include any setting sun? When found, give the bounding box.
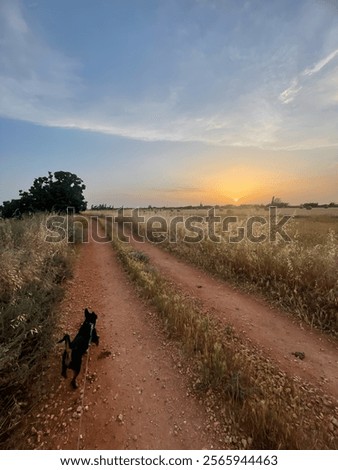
[201,165,283,205]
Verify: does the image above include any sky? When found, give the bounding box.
[1,0,338,207]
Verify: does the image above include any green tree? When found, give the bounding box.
[1,171,87,217]
[48,171,87,212]
[0,199,22,218]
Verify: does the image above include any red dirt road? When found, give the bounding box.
[19,219,337,450]
[128,236,338,399]
[22,220,235,450]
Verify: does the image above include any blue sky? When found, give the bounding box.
[1,0,338,207]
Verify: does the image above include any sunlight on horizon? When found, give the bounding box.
[200,165,283,205]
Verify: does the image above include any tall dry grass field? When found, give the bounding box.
[127,207,338,334]
[0,214,78,447]
[100,215,337,449]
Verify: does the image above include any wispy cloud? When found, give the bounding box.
[152,186,203,194]
[279,79,302,104]
[1,0,338,152]
[303,48,338,76]
[275,44,338,149]
[279,48,338,104]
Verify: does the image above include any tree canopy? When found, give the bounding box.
[1,171,87,217]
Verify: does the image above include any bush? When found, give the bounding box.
[0,214,77,447]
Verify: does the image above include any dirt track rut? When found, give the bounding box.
[19,218,338,449]
[22,219,229,450]
[129,236,338,399]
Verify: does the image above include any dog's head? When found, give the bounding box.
[84,308,98,326]
[84,308,99,346]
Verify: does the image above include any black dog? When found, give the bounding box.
[58,308,99,389]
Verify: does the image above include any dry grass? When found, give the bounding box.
[129,209,338,335]
[0,214,79,447]
[101,217,337,450]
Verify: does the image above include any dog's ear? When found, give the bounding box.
[85,308,90,320]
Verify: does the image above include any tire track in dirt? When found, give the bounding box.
[21,218,233,450]
[128,236,338,399]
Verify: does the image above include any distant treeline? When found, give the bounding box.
[90,204,115,210]
[90,202,337,211]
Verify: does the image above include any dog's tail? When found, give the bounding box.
[57,334,72,348]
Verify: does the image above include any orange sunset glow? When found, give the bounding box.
[1,0,338,209]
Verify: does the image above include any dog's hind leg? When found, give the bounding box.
[70,353,82,389]
[59,335,72,379]
[61,351,68,378]
[71,370,80,389]
[61,364,67,379]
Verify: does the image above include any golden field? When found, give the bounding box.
[93,206,338,334]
